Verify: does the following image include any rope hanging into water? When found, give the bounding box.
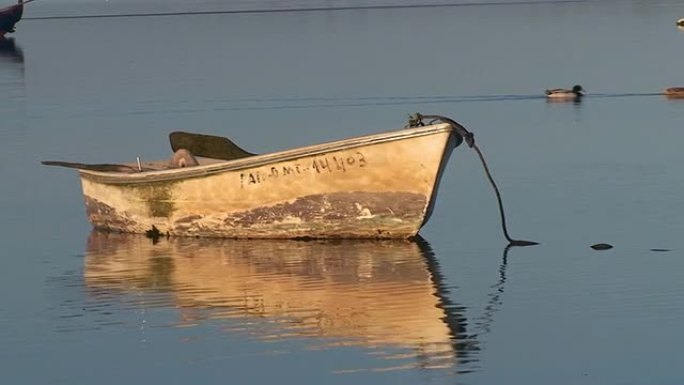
[408,113,538,247]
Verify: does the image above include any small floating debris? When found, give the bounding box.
[590,243,613,250]
[649,248,670,252]
[677,18,684,27]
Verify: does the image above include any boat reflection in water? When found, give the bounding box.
[84,231,480,372]
[0,37,23,65]
[0,37,23,85]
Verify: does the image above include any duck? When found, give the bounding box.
[545,84,584,99]
[663,87,684,98]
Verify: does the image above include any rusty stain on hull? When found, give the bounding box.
[229,192,425,224]
[84,196,136,231]
[169,191,428,238]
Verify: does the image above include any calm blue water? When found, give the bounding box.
[2,1,684,384]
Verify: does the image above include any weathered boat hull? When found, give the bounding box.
[78,123,460,238]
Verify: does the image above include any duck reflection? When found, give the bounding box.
[84,232,498,371]
[545,95,583,106]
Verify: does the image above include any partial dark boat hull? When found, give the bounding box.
[0,2,24,37]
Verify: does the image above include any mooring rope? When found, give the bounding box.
[23,0,592,20]
[409,113,538,247]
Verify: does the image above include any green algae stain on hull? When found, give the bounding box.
[114,181,180,218]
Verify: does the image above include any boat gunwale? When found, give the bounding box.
[79,123,456,185]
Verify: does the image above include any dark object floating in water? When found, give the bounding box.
[649,248,670,252]
[677,18,684,27]
[591,243,613,250]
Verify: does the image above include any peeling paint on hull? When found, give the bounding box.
[177,191,427,238]
[77,123,459,239]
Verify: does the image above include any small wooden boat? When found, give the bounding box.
[0,1,24,38]
[44,115,466,239]
[545,84,584,100]
[663,87,684,98]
